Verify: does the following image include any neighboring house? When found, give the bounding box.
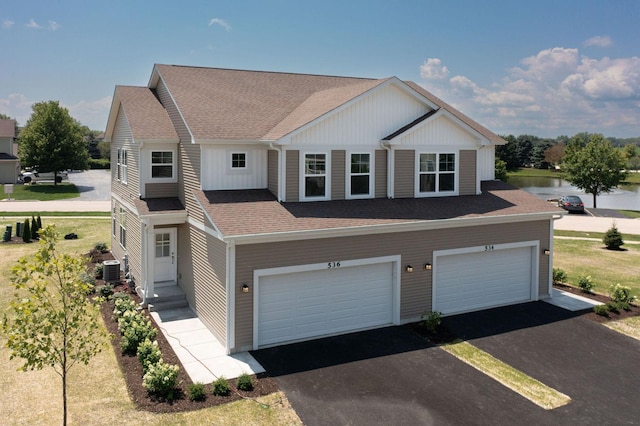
[0,119,19,184]
[105,64,563,354]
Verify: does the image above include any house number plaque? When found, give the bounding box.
[327,262,341,268]
[484,245,495,251]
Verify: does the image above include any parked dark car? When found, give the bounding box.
[558,195,584,212]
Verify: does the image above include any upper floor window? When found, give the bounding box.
[418,152,456,195]
[151,151,173,178]
[304,153,327,199]
[349,153,372,198]
[231,152,246,169]
[117,148,128,183]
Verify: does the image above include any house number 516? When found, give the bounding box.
[327,262,341,268]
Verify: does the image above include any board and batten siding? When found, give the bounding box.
[477,145,496,181]
[394,150,415,198]
[201,146,267,191]
[232,219,551,352]
[459,150,477,195]
[285,150,299,202]
[178,223,228,346]
[375,149,387,198]
[267,150,278,197]
[290,84,427,147]
[331,150,345,200]
[394,114,480,148]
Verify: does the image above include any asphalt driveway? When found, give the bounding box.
[251,302,640,425]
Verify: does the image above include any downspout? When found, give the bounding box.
[380,141,394,199]
[548,214,565,298]
[269,142,284,202]
[140,219,149,307]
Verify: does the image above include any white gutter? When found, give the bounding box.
[548,213,566,297]
[224,211,561,246]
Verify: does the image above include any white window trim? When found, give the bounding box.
[150,149,177,183]
[228,151,249,173]
[300,152,330,201]
[415,151,459,197]
[346,151,374,199]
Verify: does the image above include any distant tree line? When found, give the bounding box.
[496,133,640,171]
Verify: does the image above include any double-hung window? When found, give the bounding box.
[117,148,127,183]
[119,207,127,248]
[349,153,371,198]
[418,152,456,195]
[151,151,173,179]
[304,153,327,199]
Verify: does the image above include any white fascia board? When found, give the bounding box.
[391,77,440,110]
[139,212,187,226]
[138,138,180,145]
[196,139,264,145]
[224,211,560,246]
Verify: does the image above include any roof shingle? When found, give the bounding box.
[115,86,178,141]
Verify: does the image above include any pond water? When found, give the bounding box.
[509,176,640,210]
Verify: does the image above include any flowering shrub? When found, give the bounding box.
[137,338,162,373]
[142,360,180,400]
[113,296,138,320]
[608,284,636,303]
[119,311,158,355]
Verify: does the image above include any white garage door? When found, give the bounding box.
[256,261,395,348]
[434,245,535,315]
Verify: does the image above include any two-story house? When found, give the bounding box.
[105,64,563,354]
[0,119,19,184]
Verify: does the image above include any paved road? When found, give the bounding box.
[68,169,111,201]
[555,212,640,234]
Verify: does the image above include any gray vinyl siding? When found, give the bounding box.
[178,223,228,346]
[331,150,345,200]
[459,150,477,195]
[111,107,140,203]
[285,150,299,202]
[110,200,142,287]
[375,149,387,198]
[233,219,551,351]
[144,182,179,198]
[155,80,191,142]
[267,150,278,197]
[394,150,415,198]
[179,142,204,223]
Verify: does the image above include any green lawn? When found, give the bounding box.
[555,230,640,243]
[507,168,562,179]
[0,218,301,425]
[554,237,640,297]
[2,182,80,200]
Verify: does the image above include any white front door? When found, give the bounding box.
[154,228,176,283]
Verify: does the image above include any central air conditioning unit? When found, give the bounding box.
[103,260,121,283]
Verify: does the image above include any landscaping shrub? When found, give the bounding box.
[88,158,110,170]
[608,284,636,303]
[22,219,31,243]
[419,310,442,334]
[137,338,162,373]
[89,248,103,263]
[605,301,620,314]
[97,283,114,299]
[94,262,104,279]
[603,225,624,250]
[236,373,254,391]
[142,361,180,400]
[577,275,594,293]
[79,271,96,287]
[31,216,38,240]
[94,241,108,253]
[119,311,158,355]
[189,383,207,402]
[593,305,608,316]
[212,377,230,396]
[552,268,567,285]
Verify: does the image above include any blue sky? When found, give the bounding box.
[1,0,639,137]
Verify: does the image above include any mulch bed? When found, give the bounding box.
[553,283,640,324]
[90,252,279,413]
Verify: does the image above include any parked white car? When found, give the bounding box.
[20,169,69,183]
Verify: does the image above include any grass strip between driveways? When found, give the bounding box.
[441,340,571,410]
[604,317,640,341]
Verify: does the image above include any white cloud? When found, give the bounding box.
[25,18,41,29]
[0,93,35,126]
[584,35,612,48]
[208,18,231,31]
[48,20,61,31]
[420,58,449,80]
[2,19,14,29]
[418,48,640,137]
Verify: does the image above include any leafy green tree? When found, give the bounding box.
[496,135,520,170]
[18,101,89,185]
[562,134,628,208]
[1,225,107,426]
[495,158,508,182]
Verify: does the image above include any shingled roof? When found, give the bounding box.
[112,86,178,142]
[152,64,505,144]
[194,181,562,239]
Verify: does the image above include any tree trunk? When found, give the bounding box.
[593,193,597,209]
[63,370,67,426]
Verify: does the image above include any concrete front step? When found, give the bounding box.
[148,283,188,312]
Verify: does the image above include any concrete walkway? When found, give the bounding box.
[544,288,603,311]
[150,308,264,383]
[0,199,110,212]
